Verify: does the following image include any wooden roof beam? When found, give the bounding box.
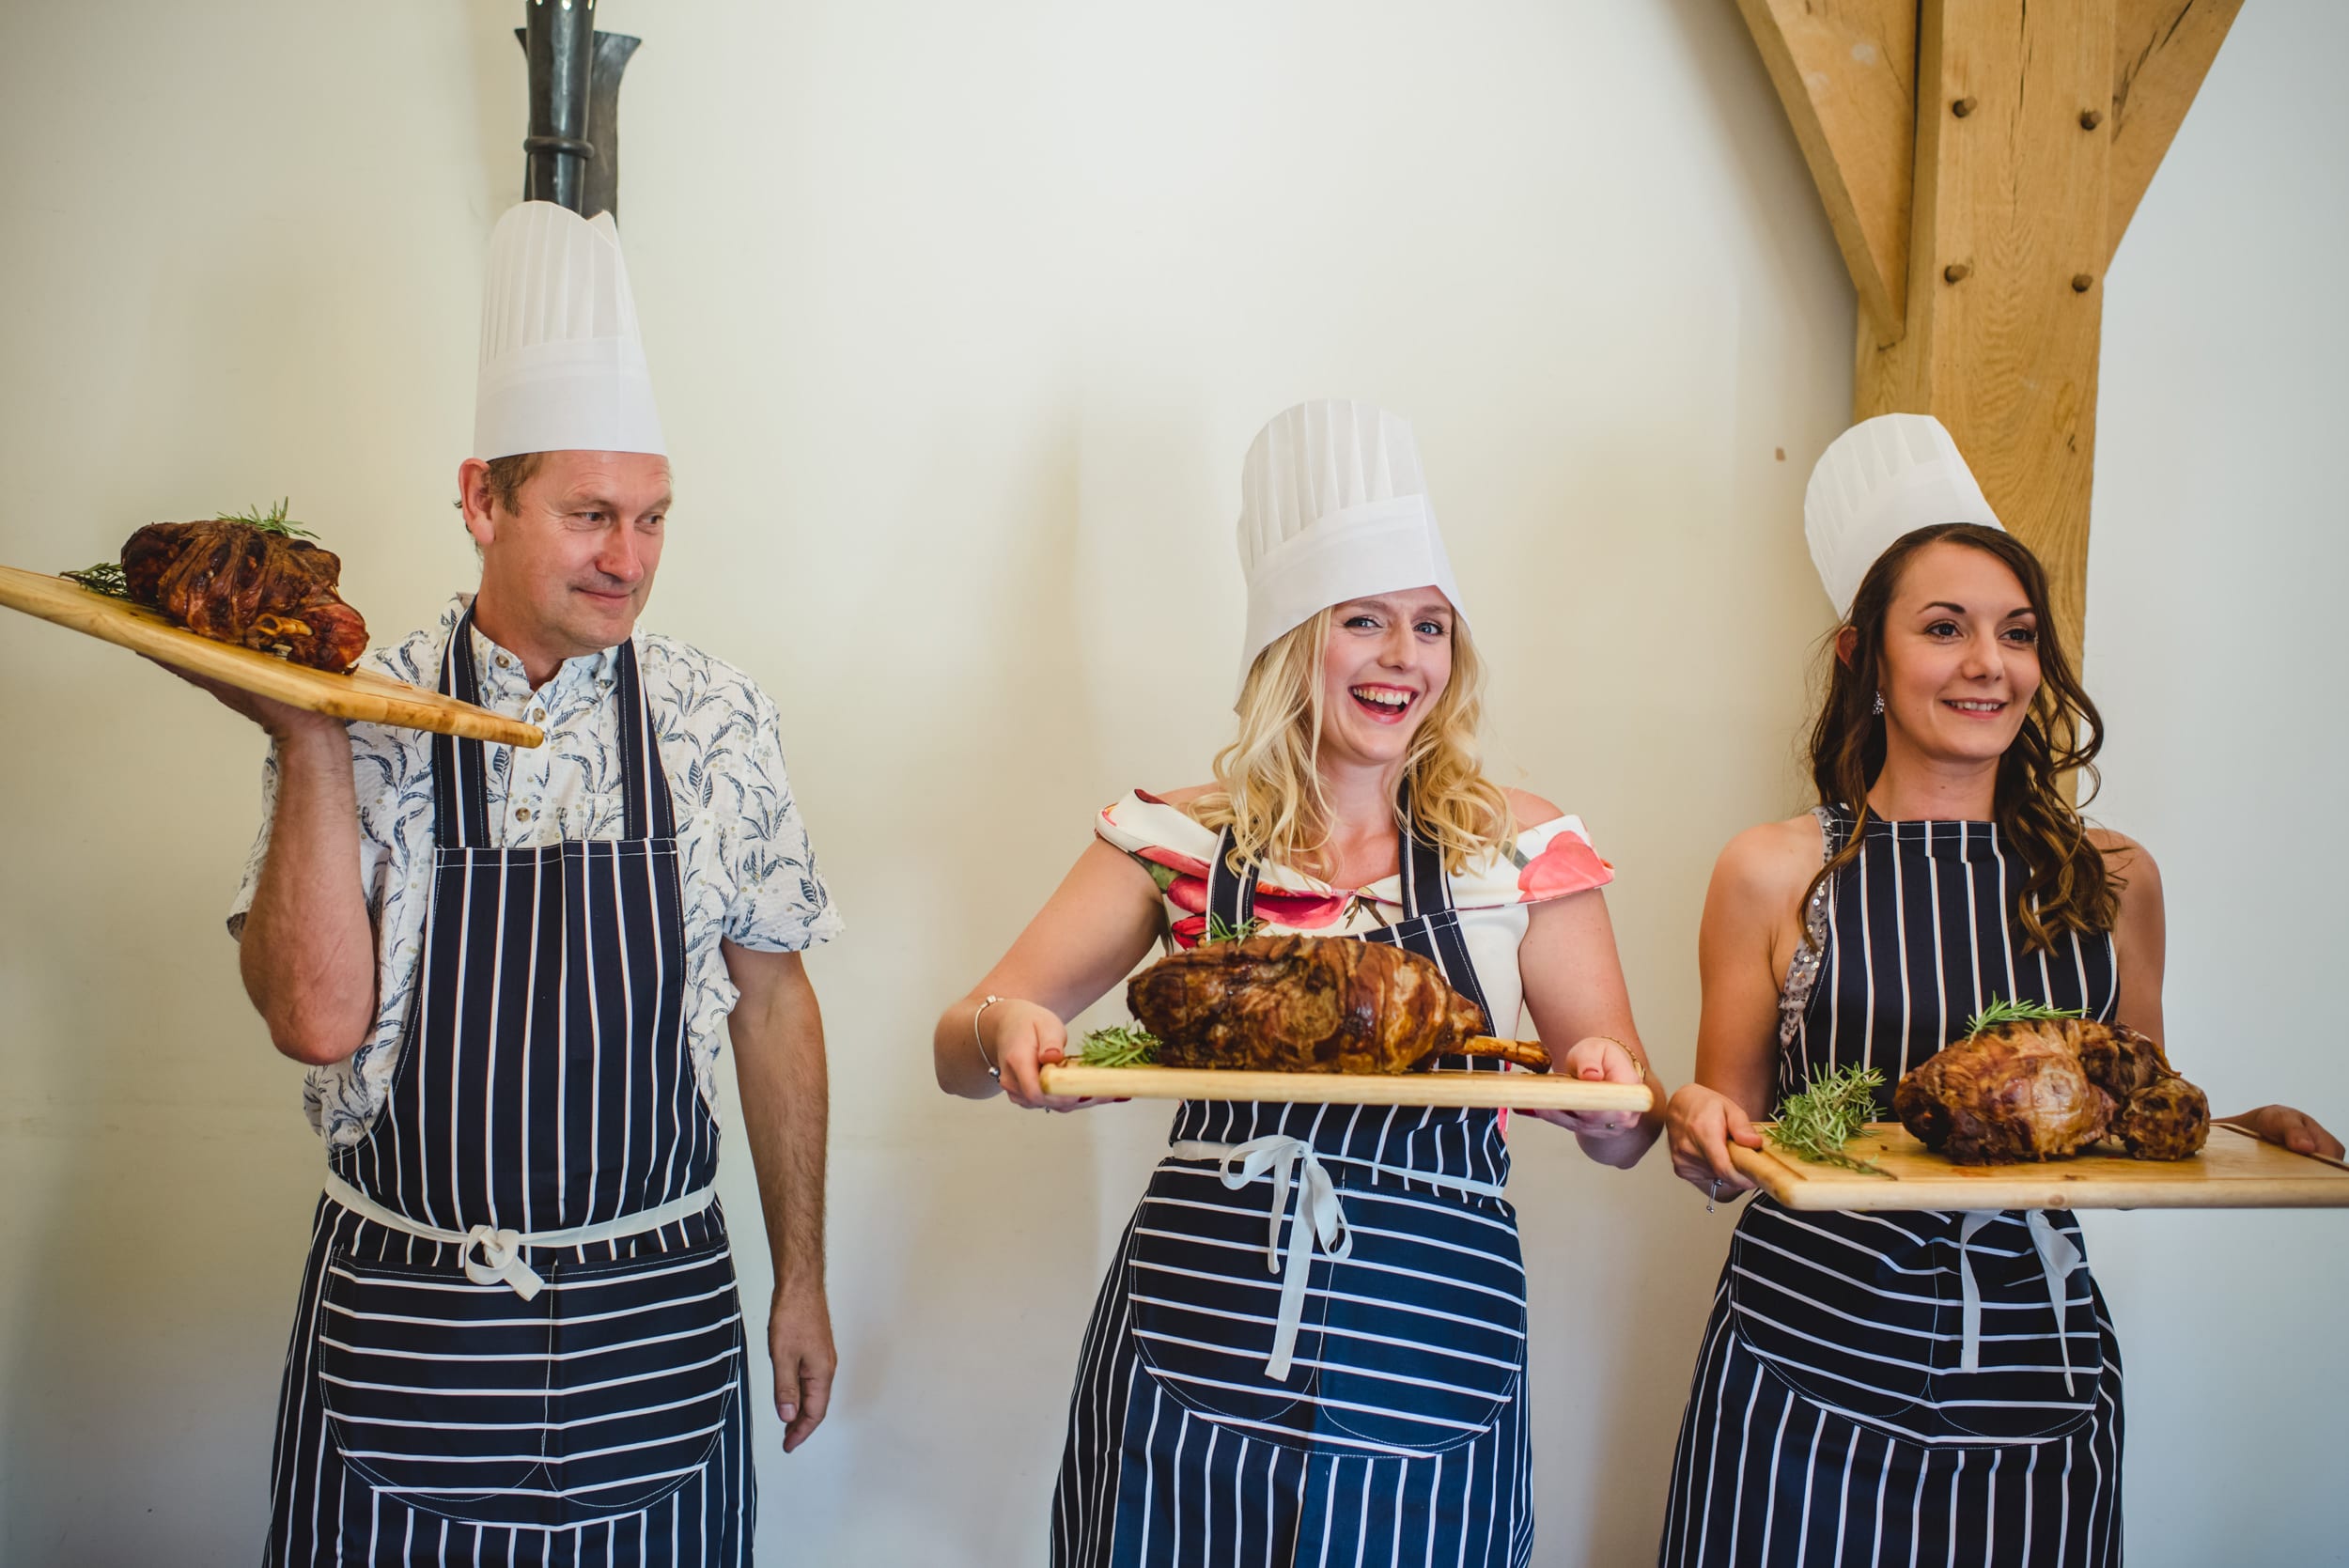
[1733,0,1920,336]
[2107,0,2245,258]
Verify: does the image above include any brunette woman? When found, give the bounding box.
[1657,414,2341,1566]
[936,400,1661,1565]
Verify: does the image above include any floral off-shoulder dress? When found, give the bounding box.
[1053,788,1615,1568]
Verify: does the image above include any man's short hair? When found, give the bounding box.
[481,452,545,516]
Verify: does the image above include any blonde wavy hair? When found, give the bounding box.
[1190,609,1514,878]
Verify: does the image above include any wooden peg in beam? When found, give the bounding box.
[1736,0,2246,675]
[1859,0,2115,653]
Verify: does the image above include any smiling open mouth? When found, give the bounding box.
[1350,686,1417,722]
[1944,699,2007,715]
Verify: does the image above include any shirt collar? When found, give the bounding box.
[441,593,624,708]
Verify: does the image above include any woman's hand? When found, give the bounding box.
[1667,1082,1766,1196]
[2220,1104,2345,1160]
[982,999,1118,1114]
[1525,1036,1647,1136]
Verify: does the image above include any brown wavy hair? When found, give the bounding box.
[1803,522,2117,952]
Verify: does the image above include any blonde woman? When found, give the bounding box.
[934,400,1661,1566]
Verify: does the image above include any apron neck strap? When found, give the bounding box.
[1205,826,1262,935]
[611,632,676,841]
[1206,791,1455,926]
[1205,796,1495,1031]
[1395,800,1455,921]
[431,612,495,849]
[430,606,675,848]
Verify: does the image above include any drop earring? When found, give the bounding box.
[1872,691,1886,716]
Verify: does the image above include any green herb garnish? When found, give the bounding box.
[1202,912,1266,946]
[1963,996,2087,1037]
[1077,1024,1160,1068]
[61,562,130,598]
[1768,1063,1889,1174]
[217,497,317,539]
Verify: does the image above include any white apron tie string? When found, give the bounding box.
[1168,1137,1352,1380]
[460,1226,543,1297]
[321,1172,716,1302]
[1956,1209,2083,1393]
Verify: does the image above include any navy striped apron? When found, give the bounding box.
[1661,808,2124,1567]
[264,614,754,1565]
[1054,818,1536,1567]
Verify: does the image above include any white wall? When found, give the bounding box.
[2079,3,2349,1552]
[0,3,2337,1562]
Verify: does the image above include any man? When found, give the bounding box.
[204,202,836,1562]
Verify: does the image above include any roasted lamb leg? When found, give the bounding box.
[1892,1017,2116,1163]
[2077,1024,2209,1158]
[120,520,369,673]
[1127,932,1549,1075]
[1895,1016,2211,1164]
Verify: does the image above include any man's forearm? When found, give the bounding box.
[728,955,829,1294]
[240,721,377,1064]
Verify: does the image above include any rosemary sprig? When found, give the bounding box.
[1202,912,1266,946]
[217,497,317,540]
[1768,1063,1889,1174]
[61,562,131,598]
[1076,1023,1160,1068]
[1963,996,2087,1038]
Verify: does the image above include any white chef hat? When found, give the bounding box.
[472,201,665,461]
[1235,399,1465,698]
[1803,412,2001,616]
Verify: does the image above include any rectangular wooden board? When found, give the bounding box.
[1730,1123,2349,1211]
[1038,1062,1653,1112]
[0,565,542,747]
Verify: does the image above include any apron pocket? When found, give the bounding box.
[318,1232,746,1529]
[1124,1160,1325,1445]
[1726,1202,1936,1432]
[537,1233,747,1523]
[317,1250,554,1520]
[1310,1181,1523,1453]
[1924,1216,2101,1443]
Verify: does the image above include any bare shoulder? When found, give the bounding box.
[1714,813,1828,908]
[2087,827,2162,910]
[2086,825,2155,869]
[1504,787,1564,825]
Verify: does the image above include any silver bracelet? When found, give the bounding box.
[972,995,1005,1081]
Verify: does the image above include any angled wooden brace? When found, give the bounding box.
[1735,0,2243,651]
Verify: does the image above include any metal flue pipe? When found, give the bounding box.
[518,0,640,221]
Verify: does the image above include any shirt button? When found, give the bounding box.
[531,707,546,722]
[495,653,512,669]
[515,806,533,823]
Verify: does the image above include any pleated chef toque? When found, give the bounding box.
[1804,412,2001,617]
[1235,400,1464,699]
[473,201,665,460]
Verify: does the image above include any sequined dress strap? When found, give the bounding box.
[1776,804,1843,1046]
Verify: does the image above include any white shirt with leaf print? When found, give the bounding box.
[228,594,841,1148]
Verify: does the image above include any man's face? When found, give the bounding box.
[460,450,672,662]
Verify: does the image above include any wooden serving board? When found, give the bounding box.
[1038,1062,1653,1112]
[1730,1123,2349,1211]
[0,565,542,747]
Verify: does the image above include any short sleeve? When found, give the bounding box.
[1506,815,1614,904]
[720,690,842,952]
[226,747,284,940]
